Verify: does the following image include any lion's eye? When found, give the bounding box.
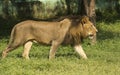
[90,25,94,28]
[89,25,93,30]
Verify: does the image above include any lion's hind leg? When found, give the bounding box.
[2,47,15,59]
[2,43,20,59]
[22,41,33,59]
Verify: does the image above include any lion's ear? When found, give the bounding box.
[81,16,89,25]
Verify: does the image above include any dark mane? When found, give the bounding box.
[63,15,90,45]
[63,17,84,45]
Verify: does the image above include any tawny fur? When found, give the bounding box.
[2,16,97,59]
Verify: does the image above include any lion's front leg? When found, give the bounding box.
[49,41,60,60]
[74,44,88,59]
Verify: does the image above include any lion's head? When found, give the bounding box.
[79,16,98,40]
[66,16,98,44]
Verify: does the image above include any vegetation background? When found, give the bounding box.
[0,0,120,75]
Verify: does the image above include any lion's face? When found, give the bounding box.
[80,16,98,39]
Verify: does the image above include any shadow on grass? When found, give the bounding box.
[97,24,120,41]
[96,10,120,24]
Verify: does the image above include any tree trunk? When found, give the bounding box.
[83,0,97,45]
[83,0,89,15]
[89,0,97,45]
[89,0,96,23]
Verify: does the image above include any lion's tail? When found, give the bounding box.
[7,26,16,47]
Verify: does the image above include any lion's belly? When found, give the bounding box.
[34,36,52,45]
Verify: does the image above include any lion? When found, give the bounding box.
[2,16,98,59]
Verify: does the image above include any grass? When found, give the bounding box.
[0,21,120,75]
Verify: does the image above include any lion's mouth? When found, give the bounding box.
[88,34,94,39]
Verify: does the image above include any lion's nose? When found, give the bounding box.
[88,33,94,36]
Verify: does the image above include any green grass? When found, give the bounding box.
[0,21,120,75]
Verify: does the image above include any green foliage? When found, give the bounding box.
[0,21,120,75]
[96,0,120,22]
[0,0,119,20]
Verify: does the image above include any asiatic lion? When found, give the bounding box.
[2,16,98,59]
